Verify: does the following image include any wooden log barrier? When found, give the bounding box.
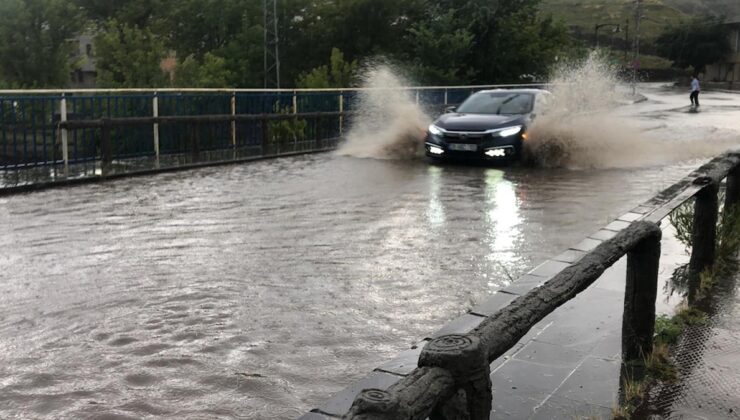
[101,118,112,177]
[725,162,740,213]
[688,181,720,304]
[419,335,491,420]
[471,221,663,364]
[622,229,662,363]
[344,367,456,420]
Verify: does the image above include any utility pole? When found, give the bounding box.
[595,23,620,49]
[263,0,281,89]
[624,18,630,64]
[632,0,642,96]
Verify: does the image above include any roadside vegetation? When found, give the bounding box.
[1,0,733,90]
[0,0,582,90]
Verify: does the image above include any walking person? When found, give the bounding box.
[690,75,701,108]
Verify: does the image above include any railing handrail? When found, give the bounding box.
[0,83,548,96]
[341,151,740,420]
[57,111,351,129]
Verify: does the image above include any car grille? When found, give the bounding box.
[443,131,487,143]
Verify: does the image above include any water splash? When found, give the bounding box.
[525,52,739,169]
[336,65,430,160]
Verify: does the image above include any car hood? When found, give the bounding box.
[434,113,527,132]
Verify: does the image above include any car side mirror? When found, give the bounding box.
[445,106,457,113]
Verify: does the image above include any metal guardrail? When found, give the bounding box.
[319,152,740,420]
[61,112,348,178]
[0,85,544,172]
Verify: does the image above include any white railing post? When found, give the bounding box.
[231,91,237,148]
[60,93,69,175]
[293,90,298,114]
[153,92,160,165]
[444,88,448,106]
[339,91,344,135]
[415,90,420,105]
[231,91,237,159]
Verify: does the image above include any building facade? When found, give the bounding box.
[706,18,740,83]
[69,34,97,89]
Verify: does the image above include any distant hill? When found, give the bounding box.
[540,0,740,41]
[538,0,739,69]
[539,0,687,42]
[661,0,740,17]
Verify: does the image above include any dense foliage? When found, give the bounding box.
[0,0,84,88]
[0,0,581,89]
[656,16,732,74]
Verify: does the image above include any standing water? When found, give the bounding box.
[1,63,740,418]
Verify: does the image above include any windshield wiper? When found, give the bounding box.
[495,95,519,115]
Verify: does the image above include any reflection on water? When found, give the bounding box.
[426,166,446,227]
[484,169,523,275]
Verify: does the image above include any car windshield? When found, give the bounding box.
[456,92,534,115]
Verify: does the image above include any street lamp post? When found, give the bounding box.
[595,23,621,49]
[632,0,642,96]
[624,19,630,63]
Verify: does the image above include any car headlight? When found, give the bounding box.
[428,124,445,136]
[486,125,523,137]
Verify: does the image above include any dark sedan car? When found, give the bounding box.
[425,89,551,162]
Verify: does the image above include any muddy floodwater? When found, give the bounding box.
[1,85,739,419]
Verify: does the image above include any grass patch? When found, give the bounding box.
[654,306,708,346]
[613,306,701,418]
[644,342,677,382]
[613,373,647,420]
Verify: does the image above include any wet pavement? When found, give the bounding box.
[1,85,740,419]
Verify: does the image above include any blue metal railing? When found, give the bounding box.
[0,85,543,172]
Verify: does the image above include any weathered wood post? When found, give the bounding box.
[190,123,200,163]
[345,368,456,420]
[688,180,720,304]
[100,118,112,177]
[344,389,403,419]
[622,223,662,364]
[419,335,491,420]
[261,117,269,156]
[724,162,740,213]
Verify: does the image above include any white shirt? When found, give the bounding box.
[691,78,700,92]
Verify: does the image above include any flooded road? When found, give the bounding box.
[1,85,739,419]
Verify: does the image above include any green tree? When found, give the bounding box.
[0,0,83,88]
[174,53,236,87]
[296,48,358,88]
[95,20,168,88]
[656,16,731,73]
[447,0,575,83]
[279,0,426,87]
[158,0,249,58]
[403,8,476,85]
[74,0,167,27]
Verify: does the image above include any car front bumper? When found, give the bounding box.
[424,136,522,161]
